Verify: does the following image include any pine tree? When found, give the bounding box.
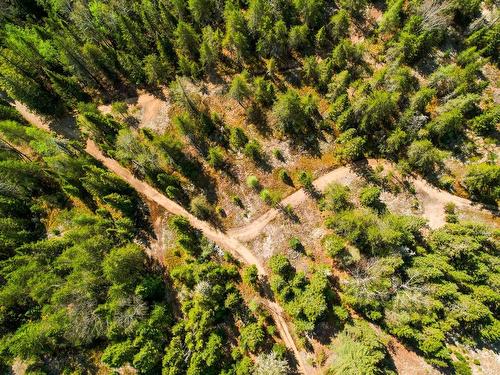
[200,26,222,72]
[228,72,251,107]
[174,21,200,59]
[223,3,250,62]
[46,70,90,107]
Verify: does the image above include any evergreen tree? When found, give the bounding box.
[174,21,200,59]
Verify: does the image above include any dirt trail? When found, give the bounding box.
[229,160,497,242]
[14,104,312,375]
[16,103,497,375]
[86,138,313,374]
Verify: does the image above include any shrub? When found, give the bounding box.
[322,234,345,257]
[240,323,265,352]
[254,352,290,375]
[322,183,351,212]
[246,175,260,190]
[244,140,262,161]
[331,38,363,71]
[289,24,309,52]
[260,189,280,206]
[330,321,392,374]
[253,76,275,107]
[229,71,251,106]
[111,101,128,117]
[273,148,284,161]
[190,195,213,219]
[335,129,365,162]
[463,163,500,204]
[243,265,259,287]
[407,139,445,175]
[359,186,383,210]
[469,106,500,135]
[272,88,318,141]
[229,127,249,149]
[231,195,243,207]
[297,170,313,190]
[207,146,225,169]
[278,169,292,185]
[427,108,464,145]
[444,202,458,223]
[269,254,293,279]
[289,237,303,252]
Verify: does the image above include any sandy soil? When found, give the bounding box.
[230,159,498,244]
[99,90,172,134]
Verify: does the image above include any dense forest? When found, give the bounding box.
[0,0,499,374]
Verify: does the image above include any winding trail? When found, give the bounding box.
[15,103,497,375]
[229,160,497,242]
[14,103,312,375]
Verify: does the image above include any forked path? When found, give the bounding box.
[16,104,497,375]
[229,160,497,242]
[15,104,312,375]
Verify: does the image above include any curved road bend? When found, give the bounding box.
[15,103,312,375]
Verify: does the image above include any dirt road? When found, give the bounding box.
[15,103,497,375]
[14,104,312,375]
[229,160,497,242]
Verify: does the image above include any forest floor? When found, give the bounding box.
[15,103,499,375]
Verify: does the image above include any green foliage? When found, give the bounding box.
[229,127,249,150]
[331,39,363,71]
[289,237,303,252]
[244,139,262,162]
[259,189,280,206]
[242,265,259,288]
[289,24,310,52]
[269,254,294,279]
[268,254,330,334]
[272,89,319,141]
[406,139,445,175]
[2,3,499,372]
[174,21,199,59]
[253,77,275,107]
[200,26,222,71]
[321,183,351,213]
[469,106,500,135]
[240,323,265,352]
[208,146,225,169]
[246,175,260,190]
[357,90,399,133]
[278,169,292,185]
[466,23,500,63]
[103,244,146,287]
[143,54,174,85]
[322,233,346,257]
[463,163,500,204]
[330,10,350,42]
[254,352,289,375]
[297,170,313,190]
[329,321,393,375]
[190,195,213,220]
[229,72,251,106]
[359,186,383,211]
[335,129,365,162]
[378,0,404,34]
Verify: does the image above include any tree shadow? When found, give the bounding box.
[246,103,272,137]
[133,197,156,247]
[251,152,273,173]
[304,185,323,201]
[221,161,239,183]
[47,115,82,141]
[277,203,301,223]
